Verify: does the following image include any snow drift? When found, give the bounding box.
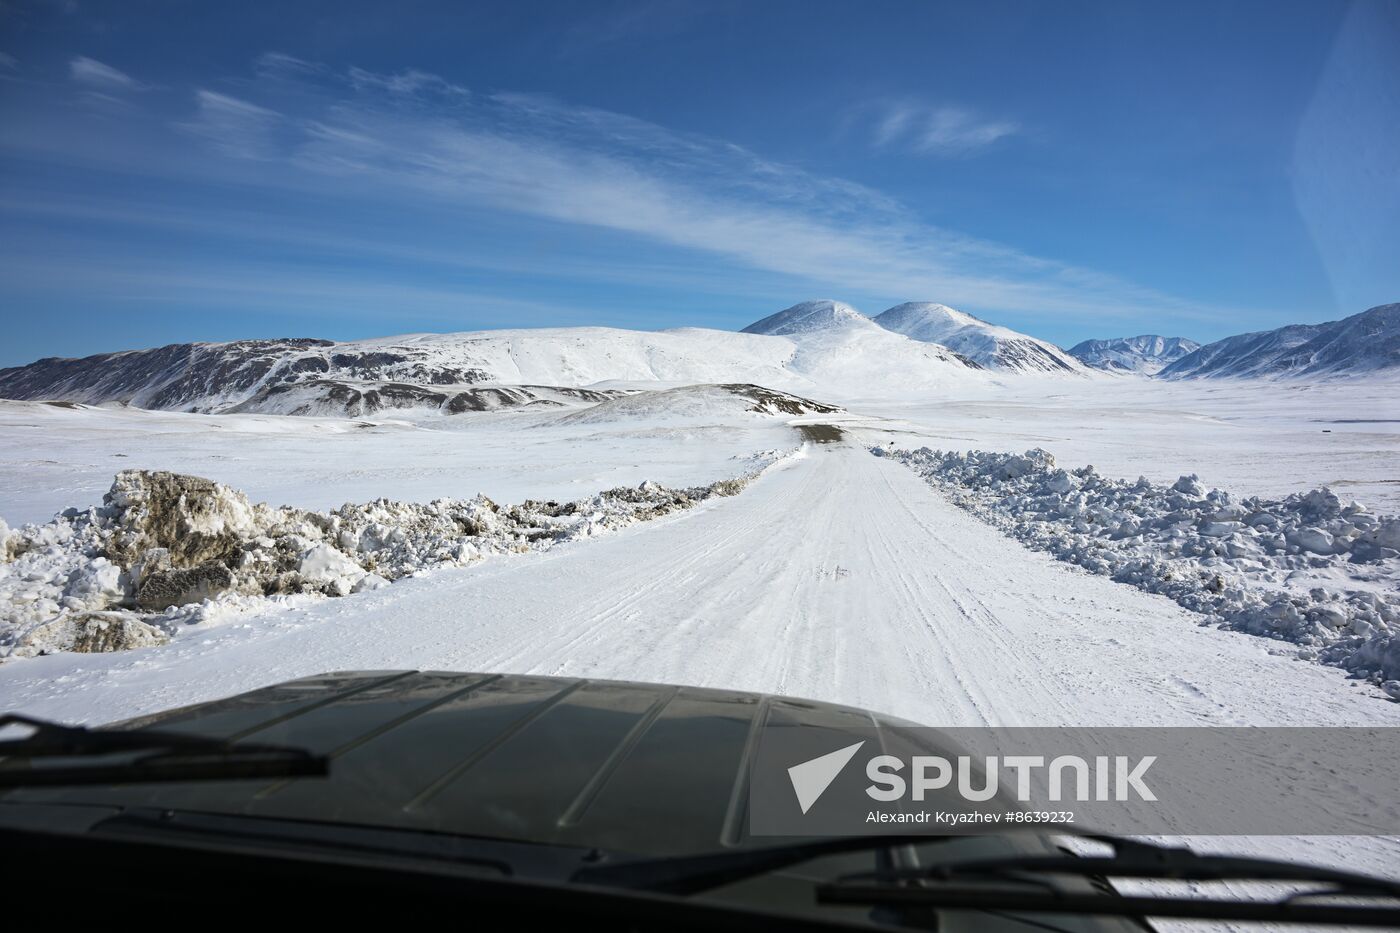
[0,457,789,658]
[880,446,1400,683]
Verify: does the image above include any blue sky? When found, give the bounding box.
[1,0,1397,366]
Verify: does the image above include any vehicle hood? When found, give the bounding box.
[5,670,927,857]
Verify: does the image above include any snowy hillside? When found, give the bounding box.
[1068,335,1200,374]
[0,329,795,412]
[1161,303,1400,379]
[874,302,1086,374]
[226,381,628,418]
[0,310,986,413]
[740,298,873,336]
[558,383,838,424]
[739,300,983,393]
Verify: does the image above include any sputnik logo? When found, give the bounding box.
[787,741,865,814]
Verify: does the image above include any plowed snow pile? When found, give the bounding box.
[880,446,1400,686]
[0,454,788,658]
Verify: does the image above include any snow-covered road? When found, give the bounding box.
[5,439,1394,731]
[6,435,1398,882]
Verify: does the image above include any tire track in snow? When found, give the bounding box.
[490,453,814,680]
[5,442,1398,732]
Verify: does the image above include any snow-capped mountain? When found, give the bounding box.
[740,299,872,336]
[1068,335,1201,375]
[1159,303,1400,379]
[0,305,983,415]
[737,299,983,386]
[0,329,789,414]
[873,302,1087,374]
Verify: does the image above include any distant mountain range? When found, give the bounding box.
[0,301,1393,417]
[1159,303,1400,379]
[0,301,987,415]
[1068,335,1201,375]
[743,299,1086,374]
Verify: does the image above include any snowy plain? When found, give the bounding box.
[7,375,1396,524]
[0,399,797,527]
[1,370,1398,891]
[843,376,1400,514]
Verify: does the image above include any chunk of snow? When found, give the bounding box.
[884,446,1400,680]
[0,455,792,656]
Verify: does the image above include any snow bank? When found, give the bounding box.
[0,454,787,658]
[879,446,1400,682]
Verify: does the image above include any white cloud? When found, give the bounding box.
[188,75,1195,321]
[253,52,324,79]
[486,91,906,218]
[0,52,18,71]
[867,101,1018,155]
[347,66,468,99]
[19,56,1217,325]
[0,190,804,304]
[179,90,283,159]
[69,56,140,90]
[914,106,1019,153]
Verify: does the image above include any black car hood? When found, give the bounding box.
[3,670,929,857]
[2,671,1157,932]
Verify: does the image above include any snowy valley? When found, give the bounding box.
[2,298,1399,879]
[3,298,1398,676]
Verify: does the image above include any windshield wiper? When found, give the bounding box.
[573,833,950,894]
[819,834,1400,927]
[0,713,328,787]
[576,832,1400,925]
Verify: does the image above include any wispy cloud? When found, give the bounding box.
[252,51,324,79]
[179,89,282,158]
[7,56,1219,326]
[174,63,1188,321]
[0,190,806,304]
[866,100,1019,155]
[347,66,468,99]
[485,90,906,218]
[69,55,140,90]
[0,52,17,71]
[5,253,608,324]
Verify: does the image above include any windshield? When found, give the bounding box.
[1,1,1398,928]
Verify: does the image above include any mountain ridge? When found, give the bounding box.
[1159,303,1400,379]
[3,300,1395,416]
[1069,335,1201,375]
[0,311,983,414]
